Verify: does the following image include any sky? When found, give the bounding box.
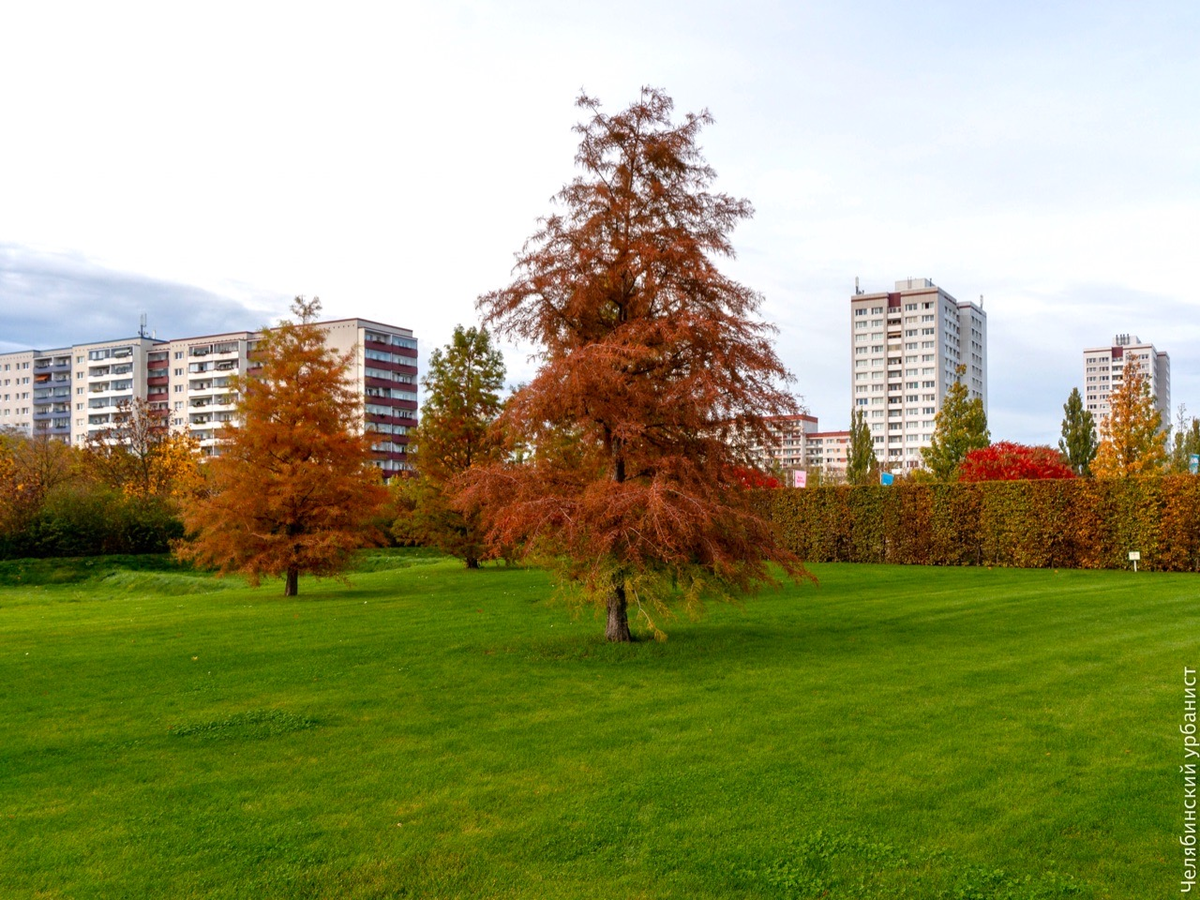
[2,0,1197,442]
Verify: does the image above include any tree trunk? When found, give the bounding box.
[284,567,299,597]
[465,556,480,570]
[605,576,633,642]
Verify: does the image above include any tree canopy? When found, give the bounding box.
[177,297,388,595]
[1091,355,1167,478]
[1058,387,1097,477]
[462,87,806,641]
[394,325,506,567]
[921,366,990,481]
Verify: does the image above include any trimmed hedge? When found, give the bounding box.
[767,475,1200,571]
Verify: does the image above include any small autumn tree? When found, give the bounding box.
[393,325,506,567]
[957,441,1075,482]
[461,87,807,642]
[846,407,877,485]
[177,297,388,595]
[1092,355,1167,478]
[1058,387,1097,476]
[922,365,989,481]
[0,429,80,531]
[84,397,201,500]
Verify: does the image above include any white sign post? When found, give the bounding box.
[1129,551,1141,573]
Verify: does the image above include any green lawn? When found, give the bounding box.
[0,552,1192,899]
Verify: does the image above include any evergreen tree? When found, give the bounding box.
[1092,355,1167,478]
[393,325,506,568]
[1058,387,1097,476]
[921,365,989,481]
[846,407,876,485]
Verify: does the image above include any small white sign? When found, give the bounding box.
[1129,551,1141,561]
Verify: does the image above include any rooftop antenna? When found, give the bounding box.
[138,313,148,339]
[979,294,984,308]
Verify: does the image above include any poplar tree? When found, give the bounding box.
[1092,356,1167,478]
[921,365,989,481]
[1058,387,1097,476]
[462,88,806,641]
[846,407,876,485]
[177,297,387,596]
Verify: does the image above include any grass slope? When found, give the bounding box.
[0,552,1192,898]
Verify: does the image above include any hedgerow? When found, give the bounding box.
[766,476,1200,571]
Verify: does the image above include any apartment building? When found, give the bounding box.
[805,430,850,482]
[1082,334,1169,428]
[747,413,819,474]
[851,278,987,471]
[1,317,416,478]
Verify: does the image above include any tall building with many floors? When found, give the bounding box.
[0,317,416,479]
[850,278,987,471]
[1082,334,1169,429]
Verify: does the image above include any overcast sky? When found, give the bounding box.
[2,0,1197,442]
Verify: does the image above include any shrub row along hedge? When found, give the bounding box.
[766,476,1200,571]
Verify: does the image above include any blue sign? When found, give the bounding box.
[880,472,895,486]
[1190,454,1199,475]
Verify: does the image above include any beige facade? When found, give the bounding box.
[805,430,850,482]
[1083,334,1169,430]
[851,278,987,471]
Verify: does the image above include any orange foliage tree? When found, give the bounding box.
[177,297,388,596]
[1092,355,1168,478]
[461,88,806,641]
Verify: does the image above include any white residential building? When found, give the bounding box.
[1083,334,1169,429]
[850,278,987,471]
[2,317,417,478]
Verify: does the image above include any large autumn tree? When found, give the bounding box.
[1092,355,1167,478]
[461,87,806,642]
[921,365,990,481]
[393,325,506,567]
[177,297,388,595]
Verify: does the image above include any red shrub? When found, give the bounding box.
[958,442,1075,482]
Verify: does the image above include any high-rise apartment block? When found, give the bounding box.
[850,278,987,471]
[0,316,416,478]
[1083,334,1169,428]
